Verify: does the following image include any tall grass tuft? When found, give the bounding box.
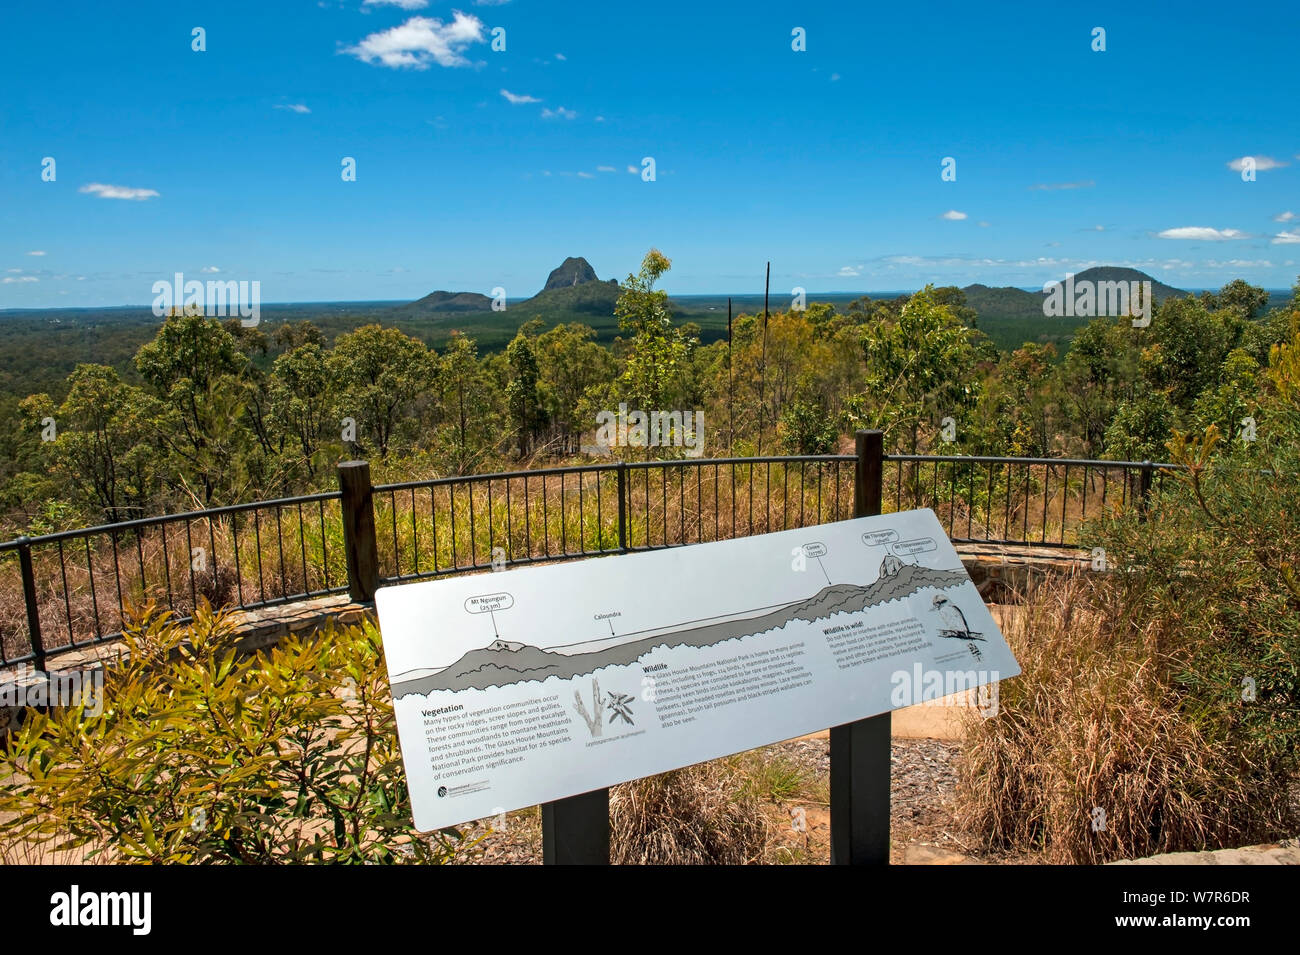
[957,571,1265,863]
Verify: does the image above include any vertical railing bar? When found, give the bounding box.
[541,474,550,558]
[747,461,753,537]
[184,520,197,613]
[1060,464,1070,545]
[207,518,219,605]
[966,462,974,539]
[783,462,790,529]
[766,461,772,533]
[411,488,419,578]
[84,537,101,643]
[817,464,823,527]
[984,461,994,542]
[714,463,720,542]
[469,478,478,568]
[319,500,329,590]
[58,539,73,645]
[135,526,147,607]
[1003,463,1012,540]
[1081,464,1090,526]
[790,462,800,530]
[253,509,266,604]
[276,504,288,598]
[450,482,459,570]
[833,460,839,523]
[109,528,126,633]
[695,464,702,544]
[160,522,174,612]
[232,512,245,608]
[1022,464,1030,542]
[295,501,308,593]
[730,463,736,541]
[661,465,667,547]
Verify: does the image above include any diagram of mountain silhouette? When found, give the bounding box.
[391,562,967,697]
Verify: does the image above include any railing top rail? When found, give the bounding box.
[375,453,857,493]
[885,453,1183,469]
[0,490,343,548]
[624,453,853,469]
[376,462,617,491]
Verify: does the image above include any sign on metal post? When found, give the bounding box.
[376,509,1019,838]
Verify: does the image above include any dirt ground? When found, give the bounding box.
[453,734,1042,865]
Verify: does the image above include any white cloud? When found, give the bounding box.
[1087,225,1105,231]
[1274,211,1295,222]
[541,106,577,120]
[344,13,485,70]
[978,221,990,228]
[596,165,616,173]
[594,115,605,122]
[473,0,511,5]
[836,266,861,277]
[1028,180,1095,191]
[555,53,566,61]
[79,183,160,200]
[941,210,967,220]
[577,171,594,179]
[364,0,429,8]
[1226,156,1287,172]
[500,89,540,104]
[626,165,638,174]
[830,73,840,81]
[274,103,311,114]
[1157,226,1248,241]
[201,266,221,273]
[1272,231,1300,245]
[26,250,46,256]
[2,276,38,284]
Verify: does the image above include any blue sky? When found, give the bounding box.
[2,0,1298,307]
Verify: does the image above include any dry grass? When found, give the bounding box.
[610,758,769,865]
[956,571,1255,864]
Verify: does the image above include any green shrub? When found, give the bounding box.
[0,606,467,864]
[959,320,1300,861]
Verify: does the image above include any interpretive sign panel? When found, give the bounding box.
[376,508,1019,832]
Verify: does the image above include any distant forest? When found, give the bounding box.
[0,249,1295,538]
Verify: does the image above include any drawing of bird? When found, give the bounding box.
[930,594,985,641]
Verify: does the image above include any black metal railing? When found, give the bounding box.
[887,454,1172,548]
[0,493,345,670]
[0,450,1176,670]
[369,454,854,586]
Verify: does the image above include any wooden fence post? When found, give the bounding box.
[17,537,46,672]
[1138,460,1154,520]
[829,429,891,864]
[338,461,379,602]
